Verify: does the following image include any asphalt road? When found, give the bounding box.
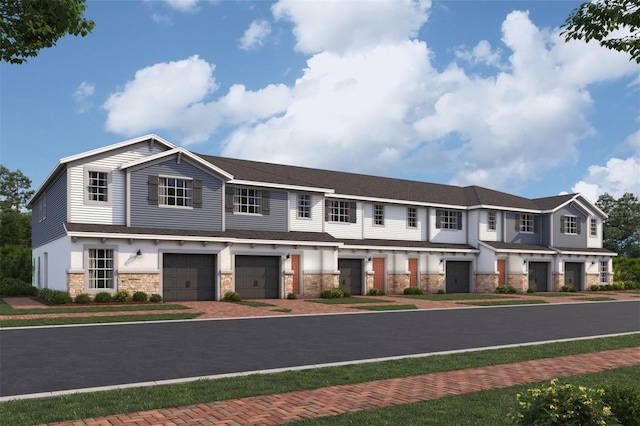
[1,301,638,397]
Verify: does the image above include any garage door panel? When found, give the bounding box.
[528,262,548,292]
[163,254,216,302]
[446,261,470,293]
[235,256,280,299]
[338,259,362,295]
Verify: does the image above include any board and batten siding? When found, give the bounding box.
[363,203,423,241]
[289,193,323,233]
[226,189,288,232]
[69,143,165,225]
[130,158,223,231]
[32,171,67,248]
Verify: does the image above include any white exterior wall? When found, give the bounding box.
[363,203,424,241]
[289,193,323,233]
[468,210,479,246]
[325,202,363,239]
[587,216,603,248]
[32,236,71,291]
[69,144,164,225]
[428,208,467,244]
[477,247,497,274]
[478,210,502,242]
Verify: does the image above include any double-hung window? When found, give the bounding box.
[407,207,417,228]
[562,215,579,235]
[88,248,114,290]
[234,188,262,214]
[436,209,462,230]
[373,204,384,226]
[487,211,496,231]
[87,171,108,202]
[590,217,597,237]
[298,194,311,219]
[516,214,535,233]
[326,200,356,223]
[159,177,193,207]
[39,193,47,222]
[600,261,609,284]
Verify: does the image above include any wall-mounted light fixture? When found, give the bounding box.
[367,256,372,262]
[285,253,291,259]
[523,260,527,265]
[439,258,444,264]
[136,249,142,256]
[591,261,595,265]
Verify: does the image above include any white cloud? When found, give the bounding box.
[162,0,198,12]
[455,40,505,69]
[73,82,95,113]
[239,20,271,50]
[272,0,431,54]
[151,13,173,25]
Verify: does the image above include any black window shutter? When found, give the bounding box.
[225,187,234,212]
[533,216,538,233]
[435,209,442,229]
[349,202,357,223]
[560,215,566,233]
[193,180,202,208]
[514,214,520,231]
[577,218,581,234]
[325,200,330,221]
[148,175,158,205]
[457,211,463,230]
[262,190,270,215]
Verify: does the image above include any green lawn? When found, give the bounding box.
[0,299,190,315]
[0,313,202,328]
[399,293,515,301]
[306,297,394,304]
[351,304,417,311]
[578,297,617,301]
[0,334,637,426]
[459,300,549,306]
[522,292,584,297]
[234,301,276,307]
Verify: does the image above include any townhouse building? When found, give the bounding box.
[29,135,615,301]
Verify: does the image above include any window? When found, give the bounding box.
[600,261,609,284]
[436,209,462,230]
[39,193,46,222]
[88,249,114,289]
[159,177,193,207]
[234,188,262,214]
[373,204,384,226]
[562,215,579,235]
[326,200,356,223]
[298,194,311,219]
[590,218,597,237]
[87,171,108,202]
[488,211,496,231]
[516,214,535,233]
[407,207,417,228]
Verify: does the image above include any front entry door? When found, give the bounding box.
[565,262,583,291]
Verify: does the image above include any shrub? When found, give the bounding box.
[94,292,112,303]
[342,290,351,297]
[509,379,615,425]
[223,291,241,302]
[436,289,445,294]
[560,285,578,292]
[150,294,162,303]
[611,282,625,291]
[132,291,148,302]
[37,288,54,302]
[0,277,38,296]
[624,280,640,290]
[368,288,385,296]
[496,285,508,294]
[506,285,517,293]
[403,286,423,295]
[603,284,613,291]
[320,287,345,299]
[286,293,297,300]
[51,291,72,304]
[113,290,131,303]
[0,244,32,283]
[74,293,92,304]
[602,384,640,426]
[526,288,535,294]
[590,285,601,291]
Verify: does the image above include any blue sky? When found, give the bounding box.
[1,0,638,203]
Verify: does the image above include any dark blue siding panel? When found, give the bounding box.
[130,159,223,231]
[505,212,542,245]
[226,189,287,232]
[552,205,588,248]
[32,171,67,248]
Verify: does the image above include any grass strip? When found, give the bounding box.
[0,301,190,315]
[579,297,617,301]
[351,304,417,311]
[272,308,292,313]
[296,366,640,425]
[306,297,393,304]
[234,301,275,307]
[0,334,637,426]
[522,292,583,297]
[398,294,515,301]
[0,313,201,328]
[459,300,548,306]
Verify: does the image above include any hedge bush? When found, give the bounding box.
[286,293,297,300]
[368,288,385,296]
[74,293,92,304]
[132,291,148,302]
[113,290,131,303]
[560,285,578,292]
[602,384,640,426]
[150,294,162,303]
[496,285,517,294]
[0,277,38,296]
[403,287,423,295]
[223,291,241,302]
[94,292,112,303]
[320,287,345,299]
[38,288,71,304]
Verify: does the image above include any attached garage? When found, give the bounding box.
[338,258,363,295]
[528,262,548,292]
[446,261,471,293]
[163,254,216,302]
[235,255,280,299]
[565,262,583,290]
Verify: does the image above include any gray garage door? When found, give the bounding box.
[163,254,216,302]
[339,258,363,295]
[528,262,548,292]
[446,261,471,293]
[235,256,280,299]
[565,262,583,290]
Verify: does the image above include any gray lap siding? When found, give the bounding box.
[130,160,223,231]
[226,189,288,232]
[32,171,67,248]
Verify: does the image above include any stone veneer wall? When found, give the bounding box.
[508,274,527,293]
[366,273,374,293]
[118,273,160,296]
[475,274,498,293]
[220,273,233,296]
[303,274,339,297]
[586,274,601,289]
[387,274,410,295]
[552,274,564,292]
[420,274,444,293]
[67,273,84,298]
[284,273,294,298]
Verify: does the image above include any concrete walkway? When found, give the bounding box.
[44,347,640,426]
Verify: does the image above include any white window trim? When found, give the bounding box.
[328,200,351,223]
[520,214,534,234]
[84,167,112,206]
[297,194,312,220]
[564,215,578,235]
[234,187,262,215]
[589,217,597,238]
[84,245,118,292]
[407,207,417,229]
[599,261,609,284]
[373,204,384,227]
[487,211,497,232]
[158,174,194,209]
[39,192,47,222]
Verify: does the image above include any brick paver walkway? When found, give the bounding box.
[45,347,640,426]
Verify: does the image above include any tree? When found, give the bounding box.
[596,192,640,257]
[1,0,94,64]
[0,165,34,210]
[561,0,640,64]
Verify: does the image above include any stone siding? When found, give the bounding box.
[586,273,601,289]
[365,273,375,294]
[508,274,527,293]
[303,274,339,297]
[475,274,498,293]
[118,273,160,296]
[220,272,233,296]
[421,274,444,293]
[67,273,84,298]
[284,272,294,298]
[387,273,410,295]
[552,274,564,292]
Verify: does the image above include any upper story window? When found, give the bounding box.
[88,248,114,290]
[297,194,311,219]
[373,204,384,226]
[590,217,597,237]
[436,209,462,230]
[407,207,417,228]
[224,186,270,215]
[561,215,580,235]
[326,200,356,223]
[87,171,108,202]
[148,175,202,208]
[488,211,496,231]
[515,214,535,233]
[39,192,47,222]
[600,261,609,284]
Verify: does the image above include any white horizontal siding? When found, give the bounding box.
[289,193,323,233]
[69,144,165,225]
[325,202,363,239]
[479,210,501,241]
[363,204,423,241]
[429,208,467,244]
